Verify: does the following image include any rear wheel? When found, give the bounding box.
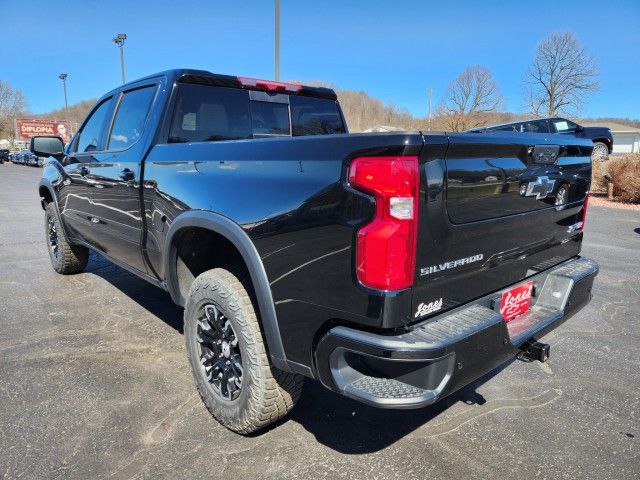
[592,142,609,161]
[184,268,303,434]
[44,203,88,274]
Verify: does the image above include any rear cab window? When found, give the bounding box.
[290,95,346,135]
[167,83,345,143]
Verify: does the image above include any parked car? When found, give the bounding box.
[32,69,598,434]
[19,150,40,166]
[9,151,21,164]
[0,149,9,164]
[468,117,613,160]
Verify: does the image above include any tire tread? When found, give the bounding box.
[45,203,88,274]
[185,268,303,434]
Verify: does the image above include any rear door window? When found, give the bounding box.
[108,86,157,150]
[521,120,549,133]
[533,120,551,133]
[493,124,519,132]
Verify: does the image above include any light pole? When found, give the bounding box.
[112,33,127,84]
[58,73,68,113]
[427,86,433,131]
[274,0,280,80]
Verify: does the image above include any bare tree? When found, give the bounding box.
[527,32,598,116]
[0,80,28,144]
[336,89,416,132]
[439,66,503,131]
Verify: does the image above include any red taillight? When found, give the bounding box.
[580,192,589,230]
[237,76,302,93]
[348,156,419,290]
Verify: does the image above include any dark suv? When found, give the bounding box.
[469,117,613,160]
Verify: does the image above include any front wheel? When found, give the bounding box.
[184,268,303,434]
[592,142,609,161]
[44,203,88,274]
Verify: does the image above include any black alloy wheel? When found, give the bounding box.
[47,214,59,260]
[197,303,243,401]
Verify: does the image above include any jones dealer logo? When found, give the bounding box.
[415,298,443,318]
[500,282,533,321]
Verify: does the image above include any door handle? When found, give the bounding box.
[79,165,90,176]
[120,168,135,182]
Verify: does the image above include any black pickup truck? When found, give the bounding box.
[32,69,598,434]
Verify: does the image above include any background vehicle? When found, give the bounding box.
[32,69,598,434]
[0,149,9,164]
[16,150,31,165]
[11,151,24,164]
[18,150,40,166]
[468,117,613,160]
[26,153,36,166]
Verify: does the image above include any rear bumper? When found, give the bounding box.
[314,256,598,408]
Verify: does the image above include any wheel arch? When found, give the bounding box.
[163,210,303,374]
[38,179,57,210]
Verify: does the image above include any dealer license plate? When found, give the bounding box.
[500,281,534,322]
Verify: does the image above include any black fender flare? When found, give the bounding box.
[39,178,75,242]
[38,178,59,211]
[163,210,304,374]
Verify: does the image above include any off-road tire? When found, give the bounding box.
[184,268,303,434]
[44,203,88,274]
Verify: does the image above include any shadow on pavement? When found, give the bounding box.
[85,251,514,453]
[85,252,184,333]
[287,364,511,454]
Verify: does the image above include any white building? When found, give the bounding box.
[612,129,640,154]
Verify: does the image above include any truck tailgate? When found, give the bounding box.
[411,132,593,322]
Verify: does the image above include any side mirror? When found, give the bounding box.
[576,125,584,132]
[30,136,64,158]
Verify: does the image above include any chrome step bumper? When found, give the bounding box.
[314,256,599,408]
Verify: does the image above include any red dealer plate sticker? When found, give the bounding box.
[500,281,534,322]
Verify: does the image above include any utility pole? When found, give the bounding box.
[112,33,127,84]
[58,73,68,112]
[427,86,433,131]
[274,0,280,80]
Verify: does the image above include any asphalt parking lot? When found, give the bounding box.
[1,164,638,480]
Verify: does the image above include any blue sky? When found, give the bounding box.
[3,0,639,119]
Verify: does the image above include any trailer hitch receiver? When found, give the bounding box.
[518,340,550,363]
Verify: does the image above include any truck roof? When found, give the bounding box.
[106,68,338,101]
[466,116,573,132]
